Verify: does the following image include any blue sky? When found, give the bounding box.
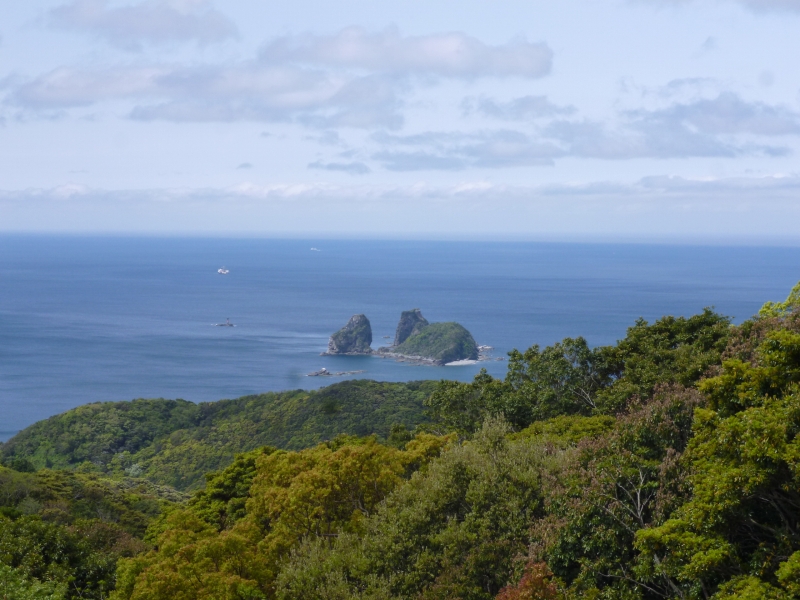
[2,0,800,240]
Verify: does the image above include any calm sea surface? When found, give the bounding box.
[1,236,798,440]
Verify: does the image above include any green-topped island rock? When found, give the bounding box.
[379,310,478,365]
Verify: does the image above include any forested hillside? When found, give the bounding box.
[0,467,182,599]
[2,283,800,599]
[1,380,436,491]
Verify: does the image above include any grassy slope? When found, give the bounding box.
[1,380,436,491]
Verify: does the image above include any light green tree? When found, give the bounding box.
[759,281,800,318]
[0,564,66,600]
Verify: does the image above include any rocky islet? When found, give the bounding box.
[323,309,479,365]
[323,314,373,355]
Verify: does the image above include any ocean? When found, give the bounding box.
[1,235,798,440]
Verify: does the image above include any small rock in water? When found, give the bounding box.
[307,368,366,377]
[308,368,332,377]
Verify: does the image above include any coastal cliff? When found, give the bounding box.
[394,308,429,345]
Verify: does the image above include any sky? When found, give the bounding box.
[1,0,800,240]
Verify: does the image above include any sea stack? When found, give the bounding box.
[380,310,478,365]
[325,314,373,355]
[393,308,430,346]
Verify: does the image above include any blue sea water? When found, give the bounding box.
[0,235,798,440]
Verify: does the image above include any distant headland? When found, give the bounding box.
[322,309,483,366]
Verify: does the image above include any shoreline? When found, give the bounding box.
[320,348,446,366]
[375,350,444,366]
[320,345,504,367]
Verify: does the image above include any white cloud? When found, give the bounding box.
[307,160,371,175]
[305,131,344,146]
[7,63,405,128]
[50,0,238,50]
[542,118,747,160]
[9,65,169,108]
[629,92,800,136]
[367,124,777,172]
[296,75,405,129]
[3,26,550,126]
[367,93,798,170]
[9,25,552,126]
[462,95,575,120]
[626,77,723,103]
[51,183,91,198]
[260,26,552,78]
[372,130,562,170]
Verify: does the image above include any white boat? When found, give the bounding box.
[218,267,229,274]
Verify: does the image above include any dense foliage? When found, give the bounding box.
[0,466,181,599]
[1,380,436,490]
[110,433,453,600]
[425,309,730,433]
[635,325,800,597]
[3,283,800,599]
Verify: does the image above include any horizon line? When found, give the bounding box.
[1,230,800,248]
